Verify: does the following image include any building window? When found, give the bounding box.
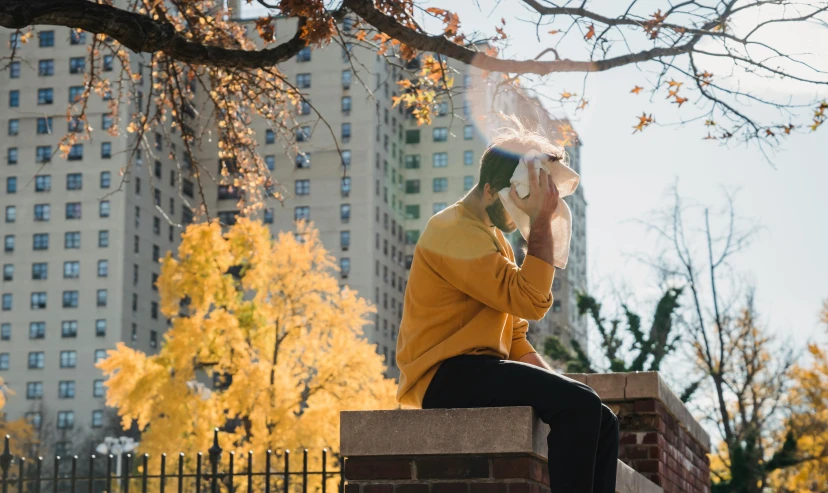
[433,128,448,142]
[405,205,420,220]
[341,123,351,141]
[265,129,275,144]
[58,381,75,399]
[151,301,158,319]
[405,155,421,169]
[96,319,106,337]
[2,264,12,281]
[0,323,9,340]
[62,261,79,279]
[62,290,79,308]
[39,31,55,47]
[68,86,83,103]
[69,57,85,74]
[405,129,420,144]
[433,202,447,215]
[340,258,351,278]
[100,171,111,188]
[0,353,8,371]
[7,147,18,164]
[4,206,15,223]
[341,70,352,89]
[464,150,475,166]
[32,204,50,221]
[103,55,113,71]
[436,101,449,116]
[98,230,109,248]
[2,236,11,253]
[65,202,81,219]
[405,180,420,194]
[28,352,45,369]
[340,204,351,223]
[294,206,310,221]
[9,90,20,108]
[35,146,52,163]
[26,382,43,400]
[405,230,420,245]
[96,259,108,278]
[340,231,350,250]
[68,144,83,160]
[57,411,74,429]
[98,141,112,158]
[9,61,20,78]
[92,410,104,428]
[36,117,53,134]
[94,349,106,363]
[341,177,351,197]
[464,176,474,191]
[99,201,110,217]
[66,173,82,190]
[341,150,351,167]
[34,175,51,192]
[32,233,48,250]
[31,263,47,280]
[61,321,78,338]
[93,380,105,397]
[97,289,107,307]
[7,119,18,136]
[296,126,311,142]
[30,292,47,309]
[152,245,160,263]
[295,179,310,195]
[297,73,311,88]
[101,113,113,130]
[64,231,80,249]
[433,152,448,168]
[29,322,45,339]
[37,88,54,105]
[298,100,311,115]
[552,300,562,312]
[433,177,448,192]
[341,96,352,114]
[263,154,275,170]
[60,350,77,368]
[70,30,87,45]
[464,125,474,140]
[297,47,311,62]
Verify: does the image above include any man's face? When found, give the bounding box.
[486,196,517,233]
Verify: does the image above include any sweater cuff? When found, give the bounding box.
[509,339,537,361]
[521,255,555,294]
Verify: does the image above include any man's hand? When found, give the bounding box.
[509,159,560,222]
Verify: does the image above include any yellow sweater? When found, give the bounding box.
[395,202,555,408]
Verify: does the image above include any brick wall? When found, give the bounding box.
[344,455,550,493]
[611,399,710,493]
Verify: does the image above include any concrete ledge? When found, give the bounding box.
[342,408,663,493]
[617,461,662,493]
[342,407,548,458]
[565,372,710,451]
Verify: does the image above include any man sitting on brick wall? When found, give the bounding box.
[395,126,619,493]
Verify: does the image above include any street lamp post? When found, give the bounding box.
[96,437,139,487]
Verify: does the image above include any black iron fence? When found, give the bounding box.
[0,430,343,493]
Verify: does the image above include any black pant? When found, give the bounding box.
[422,355,619,493]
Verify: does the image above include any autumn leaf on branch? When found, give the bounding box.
[254,15,276,43]
[631,86,644,94]
[560,90,575,100]
[585,23,596,40]
[674,96,688,107]
[548,29,560,35]
[633,113,655,133]
[577,99,589,111]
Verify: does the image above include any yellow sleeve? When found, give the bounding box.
[425,226,554,320]
[509,316,537,360]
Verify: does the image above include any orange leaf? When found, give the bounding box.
[630,86,643,95]
[577,99,589,110]
[674,96,688,107]
[355,30,367,42]
[548,30,560,35]
[585,24,596,40]
[560,91,575,100]
[667,79,683,88]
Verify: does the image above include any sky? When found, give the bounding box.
[421,0,828,350]
[244,1,828,349]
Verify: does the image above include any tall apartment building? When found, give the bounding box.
[0,28,180,451]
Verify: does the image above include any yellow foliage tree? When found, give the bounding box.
[97,219,397,488]
[766,343,828,492]
[0,378,37,456]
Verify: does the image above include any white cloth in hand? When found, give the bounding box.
[497,149,580,269]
